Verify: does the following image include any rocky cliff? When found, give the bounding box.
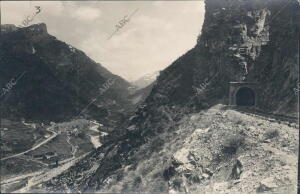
[0,23,132,123]
[40,0,299,193]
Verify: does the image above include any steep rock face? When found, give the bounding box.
[0,23,132,123]
[121,0,299,141]
[42,0,299,193]
[133,0,298,116]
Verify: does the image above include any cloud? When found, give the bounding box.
[80,5,203,80]
[1,1,205,81]
[37,1,64,16]
[71,6,101,21]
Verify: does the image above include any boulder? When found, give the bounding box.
[257,177,278,192]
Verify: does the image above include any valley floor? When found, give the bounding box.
[1,105,298,194]
[0,119,102,193]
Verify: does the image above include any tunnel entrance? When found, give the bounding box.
[236,87,255,106]
[229,82,257,106]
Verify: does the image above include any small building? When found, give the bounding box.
[48,155,60,168]
[33,154,45,160]
[44,152,56,159]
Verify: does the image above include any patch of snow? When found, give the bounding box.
[89,120,103,132]
[68,45,76,53]
[22,121,31,126]
[90,120,103,126]
[89,135,101,148]
[32,47,36,54]
[100,132,108,137]
[89,125,99,132]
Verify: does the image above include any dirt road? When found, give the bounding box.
[1,127,57,161]
[14,152,91,193]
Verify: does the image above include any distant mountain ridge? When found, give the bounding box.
[131,71,159,89]
[0,23,132,123]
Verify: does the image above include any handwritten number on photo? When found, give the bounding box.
[35,6,41,14]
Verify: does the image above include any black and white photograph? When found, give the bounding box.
[0,0,299,193]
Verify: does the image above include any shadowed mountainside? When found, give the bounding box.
[0,24,133,123]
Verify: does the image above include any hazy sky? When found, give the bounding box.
[1,1,205,81]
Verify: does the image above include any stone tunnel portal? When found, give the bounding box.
[229,82,257,107]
